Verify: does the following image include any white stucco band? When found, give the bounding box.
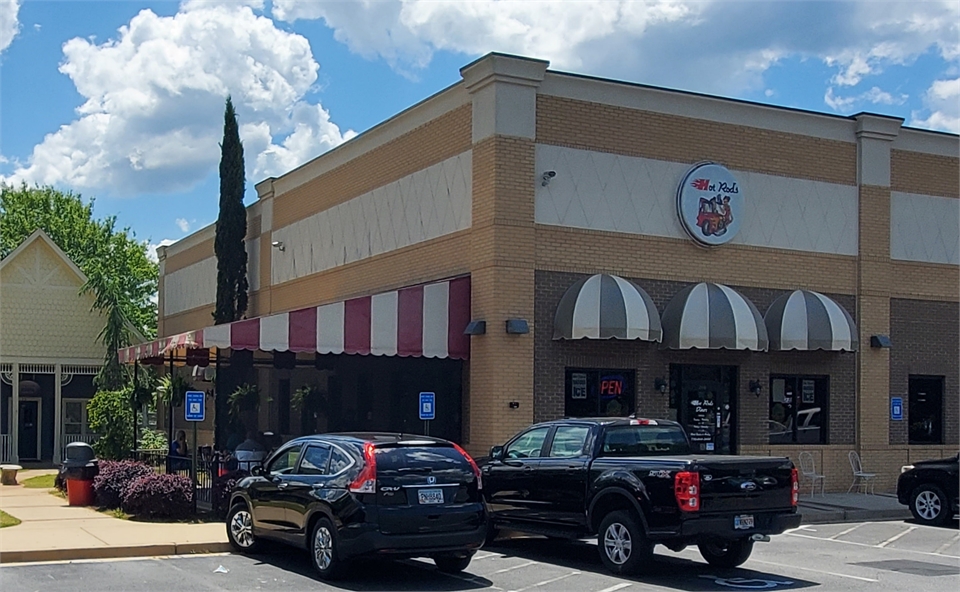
[535,145,859,256]
[270,150,473,286]
[891,192,960,265]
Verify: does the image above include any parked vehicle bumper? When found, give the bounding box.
[673,511,801,541]
[337,522,487,559]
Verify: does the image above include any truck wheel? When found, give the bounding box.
[910,484,951,526]
[598,511,653,576]
[226,503,261,553]
[433,551,475,573]
[698,538,754,568]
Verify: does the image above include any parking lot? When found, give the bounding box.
[3,520,957,591]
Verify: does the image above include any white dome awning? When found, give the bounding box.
[553,274,662,342]
[661,282,768,351]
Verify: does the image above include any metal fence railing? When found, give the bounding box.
[0,434,12,463]
[130,449,249,516]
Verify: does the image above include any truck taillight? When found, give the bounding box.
[349,442,377,494]
[791,467,799,506]
[674,471,700,512]
[452,442,482,490]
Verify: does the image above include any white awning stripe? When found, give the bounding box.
[370,292,399,356]
[317,301,345,355]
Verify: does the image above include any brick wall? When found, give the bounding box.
[891,149,960,198]
[889,298,960,446]
[534,270,857,450]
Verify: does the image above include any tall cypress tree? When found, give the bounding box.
[214,96,248,324]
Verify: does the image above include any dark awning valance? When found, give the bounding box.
[661,282,768,351]
[764,290,858,351]
[553,274,662,342]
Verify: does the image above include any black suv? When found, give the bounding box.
[225,433,487,579]
[897,453,959,526]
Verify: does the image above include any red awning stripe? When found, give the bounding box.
[119,277,471,363]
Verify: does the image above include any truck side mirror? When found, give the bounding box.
[490,445,504,461]
[251,464,266,477]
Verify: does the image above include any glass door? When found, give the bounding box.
[672,365,736,454]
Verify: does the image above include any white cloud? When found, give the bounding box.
[175,218,190,233]
[272,0,959,105]
[146,238,177,263]
[824,86,908,112]
[2,3,354,195]
[0,0,20,53]
[911,77,960,133]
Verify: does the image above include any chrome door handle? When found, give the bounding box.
[277,482,289,489]
[522,466,534,472]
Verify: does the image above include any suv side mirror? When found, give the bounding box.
[490,445,504,461]
[251,464,266,477]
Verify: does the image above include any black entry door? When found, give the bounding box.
[19,400,39,460]
[673,365,736,454]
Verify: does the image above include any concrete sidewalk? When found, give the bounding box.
[0,470,229,563]
[798,492,911,524]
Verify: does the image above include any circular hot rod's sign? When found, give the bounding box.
[677,163,743,247]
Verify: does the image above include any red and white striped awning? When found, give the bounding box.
[119,276,471,363]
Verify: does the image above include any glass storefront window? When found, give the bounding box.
[564,368,636,418]
[908,376,943,445]
[769,376,828,445]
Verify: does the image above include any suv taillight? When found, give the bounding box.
[791,467,799,506]
[674,471,700,512]
[452,442,482,490]
[349,442,377,494]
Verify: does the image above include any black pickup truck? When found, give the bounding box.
[479,417,801,575]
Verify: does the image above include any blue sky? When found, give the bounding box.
[1,0,957,259]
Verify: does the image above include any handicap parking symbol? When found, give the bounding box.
[700,575,795,589]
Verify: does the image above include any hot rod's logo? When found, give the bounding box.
[677,163,743,247]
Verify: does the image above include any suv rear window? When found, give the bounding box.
[600,425,690,456]
[375,444,468,471]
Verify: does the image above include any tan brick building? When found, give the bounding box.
[137,53,958,492]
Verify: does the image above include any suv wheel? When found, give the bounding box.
[911,484,950,526]
[226,504,260,553]
[598,510,653,576]
[698,538,754,568]
[311,517,345,580]
[433,551,475,573]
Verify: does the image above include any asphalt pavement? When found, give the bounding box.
[2,520,957,592]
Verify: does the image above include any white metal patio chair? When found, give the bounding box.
[847,451,877,494]
[798,451,825,497]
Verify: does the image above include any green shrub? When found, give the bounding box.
[138,430,167,451]
[87,388,134,460]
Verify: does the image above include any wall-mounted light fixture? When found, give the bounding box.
[271,240,285,252]
[464,320,487,335]
[870,334,892,348]
[505,319,529,334]
[749,380,763,397]
[540,170,556,187]
[654,377,667,394]
[508,401,520,409]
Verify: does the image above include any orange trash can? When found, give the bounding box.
[66,478,96,506]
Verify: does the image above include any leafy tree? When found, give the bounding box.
[214,96,248,324]
[87,388,136,460]
[1,184,158,388]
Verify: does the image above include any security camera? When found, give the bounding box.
[271,240,285,252]
[540,171,557,186]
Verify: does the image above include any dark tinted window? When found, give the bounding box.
[329,447,353,474]
[908,376,943,445]
[299,445,330,475]
[600,425,690,456]
[375,445,468,471]
[549,426,590,457]
[267,444,302,474]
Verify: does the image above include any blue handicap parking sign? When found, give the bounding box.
[419,392,435,421]
[891,397,903,421]
[185,391,205,421]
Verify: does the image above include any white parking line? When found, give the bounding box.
[507,571,580,592]
[877,526,916,548]
[787,531,960,558]
[827,524,862,540]
[594,584,632,592]
[935,533,960,555]
[494,560,538,574]
[749,559,879,582]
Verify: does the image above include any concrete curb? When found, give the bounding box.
[0,542,232,564]
[800,508,912,525]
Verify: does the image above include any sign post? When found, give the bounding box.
[419,392,435,436]
[185,390,205,507]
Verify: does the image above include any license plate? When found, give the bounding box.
[418,488,444,505]
[734,515,754,530]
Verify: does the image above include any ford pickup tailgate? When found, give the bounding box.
[693,456,795,513]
